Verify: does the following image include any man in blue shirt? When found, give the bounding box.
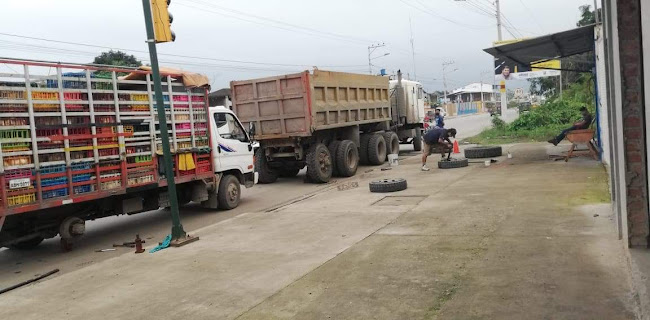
[434,109,444,128]
[421,127,457,171]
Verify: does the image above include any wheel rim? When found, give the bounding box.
[318,150,331,173]
[346,147,357,168]
[227,182,238,203]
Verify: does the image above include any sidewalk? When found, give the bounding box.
[0,143,639,319]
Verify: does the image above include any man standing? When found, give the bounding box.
[548,107,593,146]
[434,108,445,128]
[421,127,457,171]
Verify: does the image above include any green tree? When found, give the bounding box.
[92,50,141,77]
[577,5,599,27]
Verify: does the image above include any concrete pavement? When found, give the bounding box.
[0,143,638,320]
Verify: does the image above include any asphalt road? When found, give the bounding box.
[0,110,517,289]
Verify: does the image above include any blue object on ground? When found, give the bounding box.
[149,234,172,253]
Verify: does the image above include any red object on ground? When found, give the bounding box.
[453,140,460,154]
[134,234,145,254]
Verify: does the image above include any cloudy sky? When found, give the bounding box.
[0,0,591,92]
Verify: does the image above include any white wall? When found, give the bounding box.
[595,25,611,166]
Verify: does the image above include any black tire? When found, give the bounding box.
[217,174,241,210]
[279,167,301,178]
[369,178,408,193]
[413,129,423,151]
[438,158,469,169]
[464,146,502,159]
[328,140,342,176]
[382,132,400,158]
[336,140,359,177]
[367,134,387,165]
[10,236,45,250]
[306,143,333,183]
[255,148,278,184]
[359,134,372,165]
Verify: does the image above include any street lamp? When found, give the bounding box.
[368,43,389,74]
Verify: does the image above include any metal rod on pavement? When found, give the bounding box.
[141,0,186,241]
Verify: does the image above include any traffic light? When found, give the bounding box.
[151,0,175,43]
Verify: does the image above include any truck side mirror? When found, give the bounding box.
[248,122,256,138]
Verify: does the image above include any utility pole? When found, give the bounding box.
[495,0,503,41]
[141,0,196,246]
[409,16,417,80]
[368,43,386,75]
[442,61,455,105]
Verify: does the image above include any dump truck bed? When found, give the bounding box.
[231,70,390,140]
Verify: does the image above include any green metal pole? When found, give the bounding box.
[142,0,186,240]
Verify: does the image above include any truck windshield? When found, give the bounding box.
[214,113,248,142]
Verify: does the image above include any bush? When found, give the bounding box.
[491,116,506,130]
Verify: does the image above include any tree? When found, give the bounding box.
[577,5,600,27]
[92,50,141,77]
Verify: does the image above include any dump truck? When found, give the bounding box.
[389,71,425,151]
[0,58,256,250]
[231,70,395,183]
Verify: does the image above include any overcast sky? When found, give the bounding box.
[0,0,591,92]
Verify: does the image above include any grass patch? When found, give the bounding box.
[464,124,567,145]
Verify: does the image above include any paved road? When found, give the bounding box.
[446,108,519,140]
[0,111,516,288]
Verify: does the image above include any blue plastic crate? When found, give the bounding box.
[41,176,68,187]
[42,188,68,199]
[71,162,92,171]
[72,174,91,183]
[73,185,92,194]
[40,165,66,175]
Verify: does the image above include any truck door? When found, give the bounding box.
[211,110,253,173]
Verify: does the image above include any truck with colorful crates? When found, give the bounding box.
[0,58,256,250]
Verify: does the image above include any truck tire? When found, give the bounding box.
[336,140,359,177]
[306,143,333,183]
[464,146,502,158]
[255,149,278,184]
[10,236,44,250]
[367,133,387,165]
[369,178,407,193]
[217,174,241,210]
[279,167,301,178]
[383,132,400,158]
[328,140,342,176]
[413,129,423,151]
[438,158,469,169]
[359,134,372,165]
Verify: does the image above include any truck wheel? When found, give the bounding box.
[336,140,359,177]
[279,167,301,178]
[367,134,387,165]
[464,146,502,158]
[10,236,44,250]
[359,134,372,165]
[328,140,341,176]
[382,132,400,158]
[413,129,423,151]
[217,174,241,210]
[255,149,278,184]
[369,178,408,193]
[306,143,333,183]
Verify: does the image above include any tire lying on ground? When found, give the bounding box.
[369,178,408,193]
[336,140,359,177]
[464,146,502,158]
[382,131,400,158]
[438,158,469,169]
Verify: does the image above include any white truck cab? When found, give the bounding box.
[205,106,257,209]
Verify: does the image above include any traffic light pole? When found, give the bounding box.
[141,0,197,246]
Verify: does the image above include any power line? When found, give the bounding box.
[517,0,544,33]
[400,0,493,30]
[0,32,367,68]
